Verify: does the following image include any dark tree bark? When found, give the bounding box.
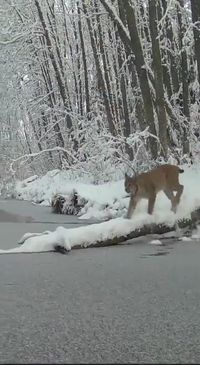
[117,0,145,132]
[156,0,173,100]
[39,37,65,151]
[177,0,190,154]
[82,0,116,135]
[123,0,158,159]
[34,0,73,133]
[148,0,168,157]
[100,0,160,158]
[190,0,200,85]
[60,0,79,112]
[139,2,151,43]
[77,0,90,116]
[94,0,118,127]
[161,0,180,95]
[71,4,83,116]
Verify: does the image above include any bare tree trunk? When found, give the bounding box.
[161,0,180,95]
[123,0,158,159]
[177,0,190,154]
[61,0,79,112]
[101,0,158,157]
[190,0,200,85]
[139,2,151,43]
[82,0,116,135]
[148,0,168,157]
[117,0,145,135]
[94,0,118,127]
[34,0,73,132]
[156,0,173,100]
[71,3,83,116]
[77,0,90,116]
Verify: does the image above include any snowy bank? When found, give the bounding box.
[13,164,200,221]
[13,169,127,220]
[1,163,200,255]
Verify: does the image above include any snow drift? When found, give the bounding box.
[1,164,200,255]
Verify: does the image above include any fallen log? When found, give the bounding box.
[54,215,196,253]
[0,209,199,255]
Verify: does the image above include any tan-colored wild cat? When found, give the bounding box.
[124,164,184,218]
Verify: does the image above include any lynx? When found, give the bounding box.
[124,164,184,218]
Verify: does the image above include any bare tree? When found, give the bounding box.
[190,0,200,85]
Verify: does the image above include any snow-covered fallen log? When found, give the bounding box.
[0,208,199,255]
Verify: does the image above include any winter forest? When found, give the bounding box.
[1,0,200,185]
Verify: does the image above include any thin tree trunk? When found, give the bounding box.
[157,0,173,100]
[94,0,117,126]
[190,0,200,85]
[34,0,73,132]
[123,0,158,159]
[71,4,83,116]
[61,0,79,112]
[39,37,65,150]
[117,38,133,159]
[161,0,180,95]
[177,0,190,154]
[149,0,168,157]
[82,0,116,135]
[77,0,90,116]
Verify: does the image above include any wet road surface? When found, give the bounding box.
[0,200,200,363]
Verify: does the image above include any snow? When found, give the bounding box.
[14,169,126,211]
[0,214,173,254]
[179,236,192,242]
[179,226,200,242]
[191,225,200,240]
[149,239,163,245]
[13,164,200,222]
[1,163,200,255]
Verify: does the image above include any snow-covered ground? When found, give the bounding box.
[1,163,200,255]
[14,164,200,221]
[14,169,127,220]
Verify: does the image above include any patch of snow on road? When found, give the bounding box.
[149,239,163,245]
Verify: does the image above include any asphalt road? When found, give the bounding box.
[0,200,200,363]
